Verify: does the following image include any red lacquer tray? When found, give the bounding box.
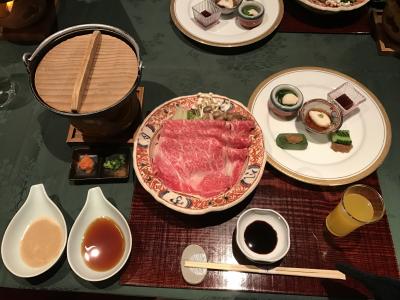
[120,166,399,298]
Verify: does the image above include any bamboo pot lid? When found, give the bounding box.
[34,31,139,114]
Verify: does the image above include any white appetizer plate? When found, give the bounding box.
[170,0,284,47]
[248,67,392,186]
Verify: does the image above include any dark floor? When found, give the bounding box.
[0,287,152,299]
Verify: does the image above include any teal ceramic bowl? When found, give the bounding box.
[237,1,264,29]
[269,84,304,119]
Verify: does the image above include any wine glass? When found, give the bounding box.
[0,66,16,109]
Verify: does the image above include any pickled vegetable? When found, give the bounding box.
[78,155,95,173]
[103,155,126,171]
[331,130,352,145]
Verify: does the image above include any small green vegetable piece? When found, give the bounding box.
[331,130,352,145]
[187,109,201,120]
[103,154,126,171]
[276,133,308,150]
[242,5,259,16]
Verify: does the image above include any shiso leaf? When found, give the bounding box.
[276,133,308,150]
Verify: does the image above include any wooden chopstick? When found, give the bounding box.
[184,261,346,280]
[71,30,101,113]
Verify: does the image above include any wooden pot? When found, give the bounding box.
[23,24,143,137]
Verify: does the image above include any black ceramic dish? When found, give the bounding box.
[69,147,130,183]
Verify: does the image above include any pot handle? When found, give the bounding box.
[22,53,32,73]
[139,61,144,74]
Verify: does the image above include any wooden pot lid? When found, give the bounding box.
[34,31,139,114]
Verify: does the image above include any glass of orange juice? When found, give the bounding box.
[326,184,385,237]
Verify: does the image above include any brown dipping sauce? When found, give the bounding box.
[335,94,354,110]
[81,217,125,271]
[305,109,331,132]
[244,221,277,254]
[201,10,211,17]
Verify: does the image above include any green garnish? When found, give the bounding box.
[276,89,296,106]
[103,154,126,171]
[242,5,259,16]
[187,109,201,120]
[330,130,352,145]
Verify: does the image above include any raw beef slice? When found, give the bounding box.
[152,120,254,198]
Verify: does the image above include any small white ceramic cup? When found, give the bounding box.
[236,208,290,263]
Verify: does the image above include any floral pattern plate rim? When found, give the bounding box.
[133,94,267,215]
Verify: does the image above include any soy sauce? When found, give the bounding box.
[81,217,125,271]
[244,221,277,254]
[335,94,354,110]
[201,10,211,17]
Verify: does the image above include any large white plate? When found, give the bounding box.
[170,0,284,47]
[248,67,392,186]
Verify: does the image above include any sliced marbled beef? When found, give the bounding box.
[152,120,254,198]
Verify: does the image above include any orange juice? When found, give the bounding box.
[326,193,374,237]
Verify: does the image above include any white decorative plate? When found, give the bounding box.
[133,94,267,215]
[170,0,284,47]
[248,67,391,186]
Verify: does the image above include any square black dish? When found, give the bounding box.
[69,147,131,183]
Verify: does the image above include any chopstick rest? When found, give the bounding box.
[180,244,207,285]
[184,261,346,281]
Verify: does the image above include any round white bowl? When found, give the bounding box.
[236,208,290,263]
